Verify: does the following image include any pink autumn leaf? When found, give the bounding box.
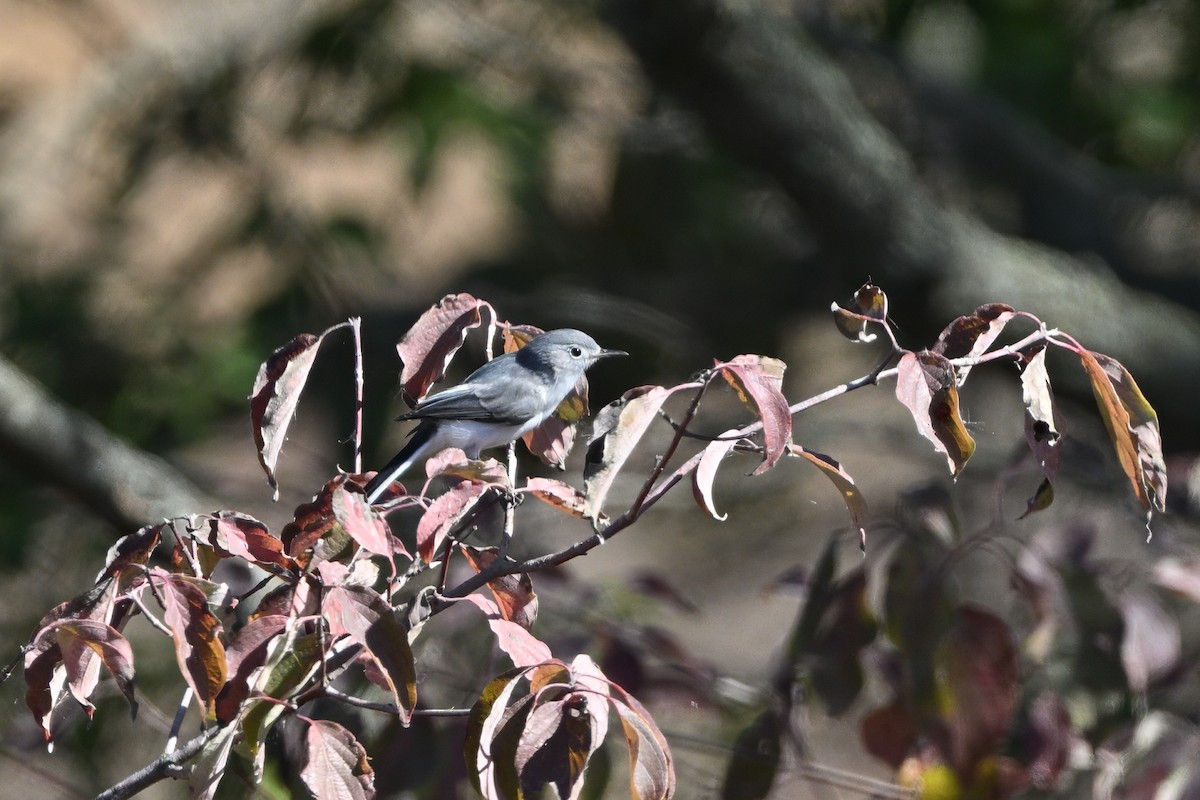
[719,355,791,475]
[462,594,554,668]
[299,718,376,800]
[398,293,490,405]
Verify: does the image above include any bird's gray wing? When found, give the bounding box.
[400,359,549,425]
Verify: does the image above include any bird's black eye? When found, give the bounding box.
[569,346,583,358]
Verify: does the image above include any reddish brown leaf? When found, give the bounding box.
[323,585,417,722]
[789,446,869,551]
[151,569,227,721]
[462,594,553,667]
[720,356,791,475]
[692,433,741,521]
[463,546,539,629]
[207,512,291,571]
[250,331,327,499]
[895,351,975,477]
[1019,692,1075,791]
[28,619,135,727]
[416,481,491,564]
[585,386,673,519]
[515,697,592,800]
[933,304,1016,383]
[523,477,593,521]
[398,293,489,405]
[1020,347,1062,485]
[831,283,889,343]
[281,476,410,567]
[215,614,288,724]
[424,449,511,486]
[300,718,376,800]
[331,484,394,558]
[1080,350,1167,515]
[861,701,917,768]
[935,606,1019,775]
[99,524,162,583]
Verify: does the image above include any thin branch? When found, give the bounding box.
[94,727,220,800]
[163,688,193,754]
[629,378,709,517]
[350,316,364,474]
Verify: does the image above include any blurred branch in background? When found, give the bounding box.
[0,352,211,532]
[600,0,1200,440]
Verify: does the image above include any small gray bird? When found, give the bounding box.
[364,328,625,503]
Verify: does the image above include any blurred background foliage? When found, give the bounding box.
[3,0,1200,797]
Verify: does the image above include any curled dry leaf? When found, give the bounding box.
[719,355,791,475]
[29,619,137,734]
[585,386,674,520]
[788,445,868,552]
[250,330,330,499]
[895,351,975,477]
[830,283,889,343]
[398,293,489,405]
[692,432,741,521]
[300,718,376,800]
[1020,347,1062,487]
[1078,350,1167,515]
[932,304,1016,384]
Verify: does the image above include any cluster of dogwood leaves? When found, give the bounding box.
[19,286,1166,799]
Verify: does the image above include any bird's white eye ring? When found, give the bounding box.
[569,346,583,358]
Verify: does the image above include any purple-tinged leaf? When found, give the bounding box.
[215,614,288,724]
[788,445,868,551]
[692,432,741,521]
[208,511,291,570]
[895,351,975,477]
[461,594,553,668]
[933,304,1016,383]
[1153,557,1200,604]
[416,481,492,564]
[300,718,376,800]
[54,620,136,716]
[331,484,394,558]
[322,585,417,722]
[515,697,592,800]
[250,331,326,499]
[398,293,488,405]
[467,667,534,799]
[1117,590,1180,694]
[719,355,791,475]
[935,606,1018,775]
[585,386,673,519]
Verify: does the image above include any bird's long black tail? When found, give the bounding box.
[363,423,434,503]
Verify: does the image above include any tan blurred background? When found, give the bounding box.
[3,0,1200,797]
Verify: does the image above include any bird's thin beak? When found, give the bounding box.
[597,348,628,359]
